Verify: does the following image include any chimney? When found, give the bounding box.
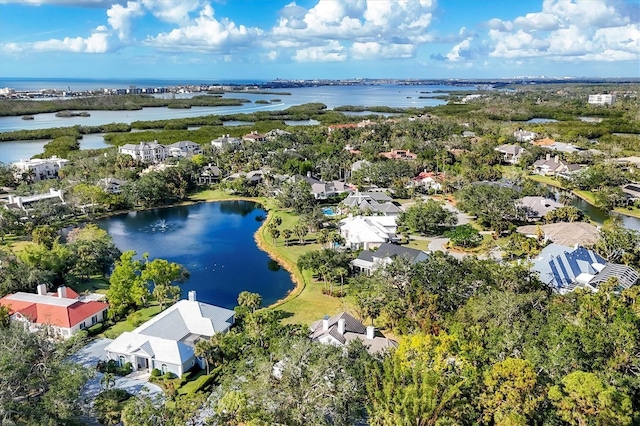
[37,284,47,295]
[338,318,346,335]
[366,326,375,340]
[188,290,196,302]
[554,155,559,163]
[546,153,551,161]
[322,315,330,331]
[307,171,312,178]
[57,286,67,298]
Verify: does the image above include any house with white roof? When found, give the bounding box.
[309,312,397,354]
[118,141,168,163]
[517,196,563,220]
[0,284,108,338]
[104,291,235,377]
[339,215,399,250]
[12,156,69,182]
[166,141,202,158]
[211,134,242,150]
[513,130,538,143]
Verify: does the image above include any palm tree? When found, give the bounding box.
[100,372,116,390]
[335,267,348,297]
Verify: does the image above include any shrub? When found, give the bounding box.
[163,371,176,380]
[151,368,161,377]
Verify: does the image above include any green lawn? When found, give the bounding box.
[101,304,162,339]
[404,238,431,251]
[526,173,565,188]
[74,276,110,294]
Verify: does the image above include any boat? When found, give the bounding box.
[21,115,34,120]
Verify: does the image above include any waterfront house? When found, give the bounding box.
[621,183,640,203]
[588,94,616,105]
[289,172,351,200]
[513,130,538,142]
[532,155,584,177]
[198,164,221,185]
[242,131,267,143]
[516,222,600,247]
[211,134,242,150]
[118,141,168,163]
[104,291,235,377]
[517,196,563,220]
[98,177,126,194]
[4,188,65,211]
[309,312,398,354]
[167,141,202,158]
[12,156,68,182]
[351,242,429,275]
[0,284,108,338]
[339,215,399,250]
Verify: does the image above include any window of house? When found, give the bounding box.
[80,322,85,329]
[92,315,98,325]
[161,364,168,374]
[119,356,125,367]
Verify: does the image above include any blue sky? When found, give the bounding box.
[0,0,638,80]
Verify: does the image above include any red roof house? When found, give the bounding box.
[0,284,108,338]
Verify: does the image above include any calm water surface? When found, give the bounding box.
[96,201,295,309]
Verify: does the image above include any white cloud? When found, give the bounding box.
[446,37,473,62]
[9,27,112,53]
[350,41,414,60]
[140,0,203,25]
[271,0,436,61]
[145,4,262,53]
[486,0,639,62]
[107,1,144,41]
[292,40,347,62]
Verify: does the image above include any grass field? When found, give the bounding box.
[101,304,162,339]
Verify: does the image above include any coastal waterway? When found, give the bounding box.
[96,200,295,309]
[0,84,471,133]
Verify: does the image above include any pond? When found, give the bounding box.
[546,186,640,231]
[97,201,295,309]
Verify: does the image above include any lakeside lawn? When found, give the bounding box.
[100,303,163,339]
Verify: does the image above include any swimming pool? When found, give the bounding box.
[322,207,337,216]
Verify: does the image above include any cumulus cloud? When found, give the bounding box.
[487,0,639,62]
[140,0,203,25]
[292,40,347,62]
[107,1,144,41]
[145,4,262,53]
[446,37,473,62]
[4,26,112,53]
[271,0,436,61]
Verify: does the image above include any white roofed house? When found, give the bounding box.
[211,134,242,150]
[516,196,563,220]
[12,156,69,182]
[166,141,202,158]
[118,141,168,163]
[339,215,399,250]
[309,312,397,354]
[104,291,235,377]
[513,130,538,142]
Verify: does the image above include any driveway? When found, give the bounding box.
[70,338,163,400]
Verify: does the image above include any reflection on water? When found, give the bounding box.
[97,201,295,308]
